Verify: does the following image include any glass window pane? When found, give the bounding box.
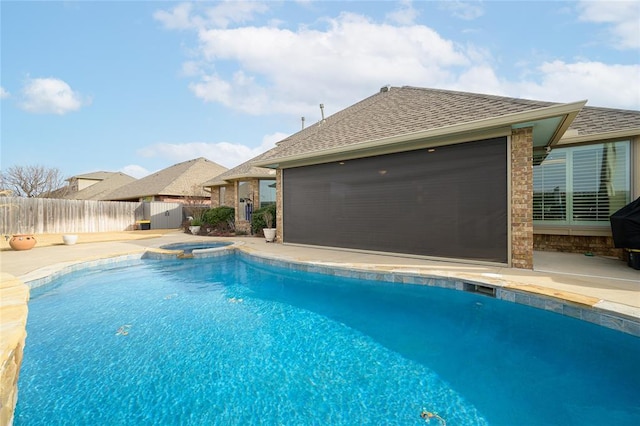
[534,151,566,221]
[259,180,276,208]
[534,141,630,226]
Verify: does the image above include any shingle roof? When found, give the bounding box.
[106,157,228,200]
[64,172,136,200]
[258,86,639,163]
[202,151,276,187]
[566,106,640,137]
[259,86,558,162]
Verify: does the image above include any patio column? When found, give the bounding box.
[511,127,534,269]
[276,169,283,243]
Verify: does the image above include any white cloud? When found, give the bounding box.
[138,132,285,169]
[577,0,640,49]
[386,0,419,25]
[440,1,485,21]
[154,1,268,30]
[120,164,152,179]
[187,12,470,115]
[0,87,9,99]
[20,77,89,115]
[515,60,640,109]
[157,2,638,117]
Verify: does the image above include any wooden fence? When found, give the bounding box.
[0,197,182,234]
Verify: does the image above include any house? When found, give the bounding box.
[228,86,638,269]
[63,171,136,200]
[203,152,277,233]
[105,157,228,204]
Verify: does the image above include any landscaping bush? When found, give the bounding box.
[202,206,235,227]
[251,204,276,235]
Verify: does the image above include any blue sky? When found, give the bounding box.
[1,0,639,179]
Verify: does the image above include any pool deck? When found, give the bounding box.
[1,230,638,318]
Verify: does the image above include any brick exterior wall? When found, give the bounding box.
[534,234,624,259]
[511,128,534,269]
[209,187,220,207]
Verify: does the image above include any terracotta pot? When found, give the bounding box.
[9,234,37,251]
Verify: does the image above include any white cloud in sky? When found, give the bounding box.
[516,60,640,109]
[120,164,151,179]
[386,0,419,25]
[153,1,268,31]
[0,87,9,99]
[440,1,485,21]
[138,132,286,170]
[155,1,639,115]
[188,12,470,115]
[19,77,89,115]
[577,0,640,49]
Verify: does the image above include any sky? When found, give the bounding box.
[1,0,639,180]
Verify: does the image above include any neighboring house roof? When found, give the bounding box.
[202,151,276,188]
[64,172,136,200]
[67,171,117,182]
[105,157,228,201]
[254,86,589,168]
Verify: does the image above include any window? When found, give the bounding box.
[219,187,226,205]
[534,141,630,225]
[259,180,276,208]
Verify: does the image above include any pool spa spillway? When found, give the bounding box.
[15,253,640,425]
[160,241,232,254]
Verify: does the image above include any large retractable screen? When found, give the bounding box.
[283,137,508,263]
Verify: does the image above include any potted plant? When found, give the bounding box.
[262,211,276,242]
[189,217,202,235]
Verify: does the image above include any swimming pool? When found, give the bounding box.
[16,254,640,425]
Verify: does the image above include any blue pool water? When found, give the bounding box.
[16,255,640,425]
[160,241,232,253]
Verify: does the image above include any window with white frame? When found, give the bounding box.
[533,141,631,225]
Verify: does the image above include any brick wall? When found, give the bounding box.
[511,128,534,269]
[534,234,624,259]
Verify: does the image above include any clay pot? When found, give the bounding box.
[9,234,37,251]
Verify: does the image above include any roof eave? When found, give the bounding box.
[203,171,277,187]
[556,128,640,145]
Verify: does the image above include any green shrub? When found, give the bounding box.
[202,206,235,227]
[251,204,276,234]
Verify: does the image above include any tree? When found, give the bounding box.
[0,165,68,198]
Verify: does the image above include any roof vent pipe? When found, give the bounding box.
[301,116,305,129]
[320,104,325,121]
[380,85,391,93]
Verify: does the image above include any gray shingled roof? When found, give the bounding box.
[567,105,640,136]
[202,151,276,187]
[106,157,228,200]
[258,86,639,163]
[64,172,136,200]
[259,86,558,162]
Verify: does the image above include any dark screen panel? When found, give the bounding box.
[283,137,508,263]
